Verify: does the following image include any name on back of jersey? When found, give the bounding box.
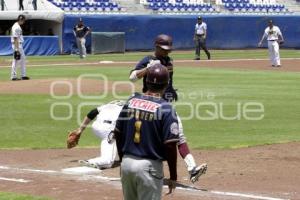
[129,98,160,113]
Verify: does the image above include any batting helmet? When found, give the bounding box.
[146,64,169,92]
[155,34,173,50]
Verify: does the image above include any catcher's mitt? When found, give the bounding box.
[14,51,21,60]
[67,130,81,149]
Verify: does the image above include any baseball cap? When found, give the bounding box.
[146,64,169,85]
[198,16,202,20]
[17,15,26,21]
[155,34,173,51]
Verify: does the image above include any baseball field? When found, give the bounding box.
[0,49,300,200]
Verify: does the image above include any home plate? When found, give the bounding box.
[61,167,101,175]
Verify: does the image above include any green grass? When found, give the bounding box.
[0,49,300,64]
[0,192,51,200]
[0,50,299,149]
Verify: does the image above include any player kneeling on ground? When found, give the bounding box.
[67,100,125,169]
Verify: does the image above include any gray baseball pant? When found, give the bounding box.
[121,154,164,200]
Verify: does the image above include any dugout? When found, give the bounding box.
[0,0,64,55]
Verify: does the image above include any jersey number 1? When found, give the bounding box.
[134,121,142,143]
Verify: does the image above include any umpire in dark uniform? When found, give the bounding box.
[115,64,179,200]
[194,16,211,60]
[129,34,178,102]
[1,0,4,11]
[19,0,24,10]
[32,0,37,10]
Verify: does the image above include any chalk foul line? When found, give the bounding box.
[0,165,290,200]
[0,176,31,183]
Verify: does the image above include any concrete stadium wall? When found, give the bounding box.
[63,15,300,53]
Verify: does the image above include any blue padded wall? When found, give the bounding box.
[63,15,300,53]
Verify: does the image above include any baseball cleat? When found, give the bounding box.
[78,160,114,170]
[11,78,21,81]
[78,160,100,169]
[21,76,30,80]
[189,163,208,183]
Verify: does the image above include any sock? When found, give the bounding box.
[184,154,197,172]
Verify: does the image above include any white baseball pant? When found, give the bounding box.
[11,45,26,79]
[87,121,117,167]
[268,41,281,66]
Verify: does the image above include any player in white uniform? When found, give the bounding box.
[258,20,284,67]
[11,15,30,81]
[70,98,207,183]
[71,100,125,169]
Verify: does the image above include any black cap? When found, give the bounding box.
[154,34,173,51]
[17,15,26,21]
[198,16,202,20]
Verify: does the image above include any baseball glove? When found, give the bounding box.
[278,40,284,45]
[67,129,81,149]
[14,51,21,60]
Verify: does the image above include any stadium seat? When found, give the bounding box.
[48,0,122,12]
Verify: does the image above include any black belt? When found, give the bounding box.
[197,34,205,36]
[104,120,112,124]
[268,40,277,41]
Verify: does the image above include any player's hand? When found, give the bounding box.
[258,42,262,47]
[165,179,176,195]
[146,59,161,69]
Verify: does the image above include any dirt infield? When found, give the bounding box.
[0,78,140,95]
[0,142,299,200]
[0,58,299,199]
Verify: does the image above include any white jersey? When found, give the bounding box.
[11,22,24,46]
[92,102,123,138]
[195,22,207,35]
[264,26,282,41]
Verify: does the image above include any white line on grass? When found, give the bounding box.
[25,57,300,67]
[0,57,299,68]
[0,176,31,183]
[0,165,290,200]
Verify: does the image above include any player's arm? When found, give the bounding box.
[164,141,178,195]
[162,105,180,194]
[129,57,161,82]
[84,27,91,38]
[129,68,148,82]
[203,24,207,39]
[73,27,77,37]
[193,25,197,40]
[258,31,267,46]
[75,108,99,135]
[278,28,284,42]
[13,37,19,51]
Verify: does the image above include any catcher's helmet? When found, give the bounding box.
[155,34,173,50]
[146,64,169,91]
